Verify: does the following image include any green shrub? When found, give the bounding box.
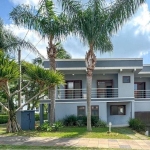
[36,121,63,132]
[63,115,100,127]
[52,121,63,131]
[63,115,77,126]
[0,115,8,124]
[129,118,145,132]
[95,119,107,127]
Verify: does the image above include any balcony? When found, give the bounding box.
[56,88,118,99]
[134,90,150,98]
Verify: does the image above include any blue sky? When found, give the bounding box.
[0,0,150,64]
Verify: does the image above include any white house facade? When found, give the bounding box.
[40,58,150,126]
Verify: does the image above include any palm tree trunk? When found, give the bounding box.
[85,48,96,132]
[47,37,56,125]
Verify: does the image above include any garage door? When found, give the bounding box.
[135,112,150,124]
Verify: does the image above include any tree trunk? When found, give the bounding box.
[87,75,92,131]
[50,86,55,125]
[47,37,56,125]
[7,98,21,133]
[85,47,96,132]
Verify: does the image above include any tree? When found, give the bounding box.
[0,51,65,132]
[58,0,145,131]
[10,0,71,124]
[0,18,45,108]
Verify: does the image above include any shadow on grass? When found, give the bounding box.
[0,124,135,139]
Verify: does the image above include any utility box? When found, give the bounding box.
[16,110,35,130]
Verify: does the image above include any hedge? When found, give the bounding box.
[0,113,47,124]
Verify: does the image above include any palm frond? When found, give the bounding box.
[22,61,65,86]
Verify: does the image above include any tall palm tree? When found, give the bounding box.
[58,0,145,131]
[10,0,71,124]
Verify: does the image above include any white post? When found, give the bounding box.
[109,122,112,132]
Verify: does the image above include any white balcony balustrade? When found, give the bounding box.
[56,88,118,99]
[134,90,150,98]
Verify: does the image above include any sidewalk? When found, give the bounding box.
[0,136,150,149]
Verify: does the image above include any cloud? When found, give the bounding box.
[5,24,48,61]
[9,0,40,6]
[6,2,150,63]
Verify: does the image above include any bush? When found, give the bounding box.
[95,119,107,127]
[36,121,63,132]
[129,118,145,132]
[63,115,101,127]
[0,115,8,124]
[52,121,63,131]
[63,115,77,126]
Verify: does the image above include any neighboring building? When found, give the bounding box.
[40,58,150,126]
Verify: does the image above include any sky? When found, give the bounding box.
[0,0,150,64]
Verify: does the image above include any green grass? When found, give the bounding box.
[0,145,127,150]
[0,125,134,139]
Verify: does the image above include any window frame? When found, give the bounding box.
[77,106,86,116]
[110,105,126,115]
[123,76,130,83]
[91,105,99,117]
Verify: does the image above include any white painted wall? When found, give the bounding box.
[55,102,107,122]
[135,102,150,111]
[118,72,134,97]
[107,102,131,126]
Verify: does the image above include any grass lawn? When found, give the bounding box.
[0,145,127,150]
[0,124,134,139]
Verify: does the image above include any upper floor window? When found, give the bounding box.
[65,80,82,99]
[123,76,130,83]
[110,105,126,115]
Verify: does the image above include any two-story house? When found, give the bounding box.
[40,58,150,126]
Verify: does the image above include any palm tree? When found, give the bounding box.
[58,0,145,131]
[10,0,71,124]
[0,51,65,132]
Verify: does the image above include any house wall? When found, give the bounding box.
[55,102,107,122]
[135,101,150,111]
[93,74,118,88]
[107,102,131,126]
[118,72,134,97]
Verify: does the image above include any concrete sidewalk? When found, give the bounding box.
[0,136,150,149]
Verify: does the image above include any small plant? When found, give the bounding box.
[95,119,107,127]
[52,121,63,131]
[36,121,52,131]
[128,118,145,132]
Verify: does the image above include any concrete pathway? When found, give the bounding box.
[0,136,150,149]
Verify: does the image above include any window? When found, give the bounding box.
[91,105,99,117]
[123,76,130,83]
[77,106,85,116]
[65,80,82,99]
[110,105,126,115]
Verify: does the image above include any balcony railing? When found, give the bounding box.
[57,88,118,99]
[134,90,150,98]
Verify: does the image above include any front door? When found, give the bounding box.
[65,80,82,99]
